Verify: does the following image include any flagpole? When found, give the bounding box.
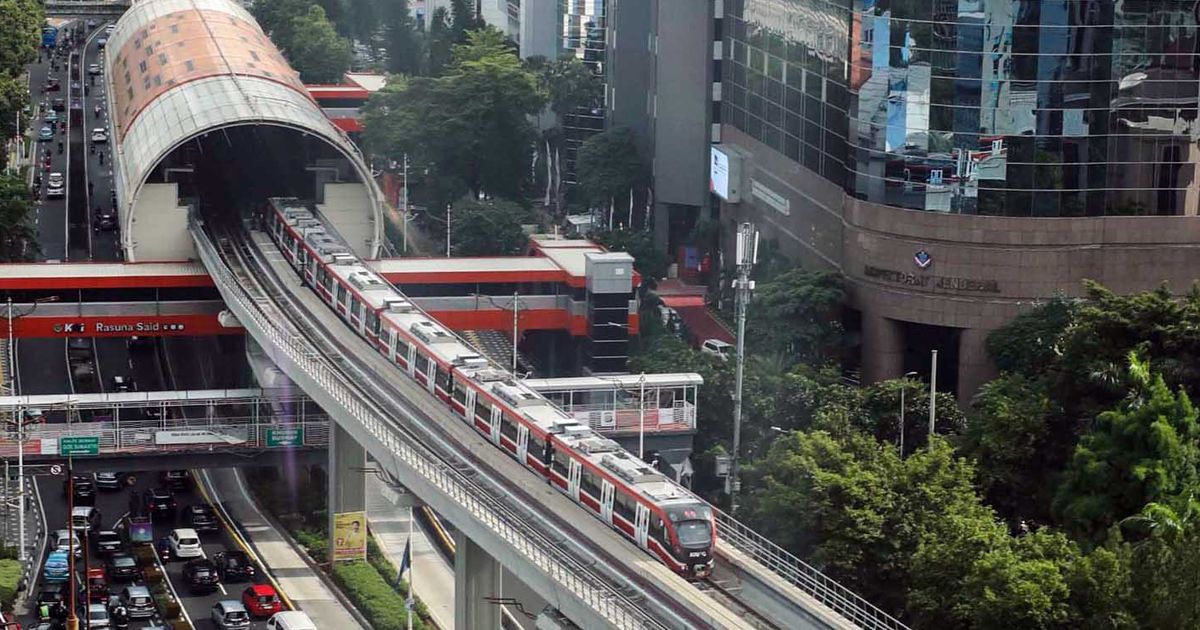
[406,503,414,630]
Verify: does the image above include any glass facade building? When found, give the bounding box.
[723,0,1200,217]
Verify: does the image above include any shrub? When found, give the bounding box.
[0,559,19,610]
[332,560,427,630]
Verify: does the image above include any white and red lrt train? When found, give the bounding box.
[265,197,715,577]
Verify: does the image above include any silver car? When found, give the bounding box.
[120,585,155,619]
[212,600,251,629]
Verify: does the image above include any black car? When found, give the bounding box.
[92,213,117,232]
[184,504,219,533]
[36,582,65,607]
[94,471,125,491]
[105,553,139,581]
[64,475,95,506]
[182,559,219,594]
[145,487,176,519]
[212,549,256,582]
[162,470,190,492]
[92,530,122,555]
[51,98,65,112]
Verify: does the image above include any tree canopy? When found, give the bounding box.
[285,6,354,83]
[575,126,645,207]
[0,174,37,261]
[745,268,844,366]
[0,0,42,77]
[449,196,534,256]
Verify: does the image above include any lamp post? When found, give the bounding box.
[470,292,524,373]
[729,223,759,514]
[898,371,918,456]
[401,153,409,254]
[5,295,59,563]
[596,369,648,461]
[929,350,938,442]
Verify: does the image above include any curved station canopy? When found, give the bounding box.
[105,0,381,260]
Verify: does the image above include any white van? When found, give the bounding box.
[267,611,318,630]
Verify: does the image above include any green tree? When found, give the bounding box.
[964,374,1059,522]
[425,8,454,75]
[381,0,422,75]
[362,29,543,199]
[284,6,354,83]
[1054,353,1200,542]
[744,267,844,366]
[1122,501,1200,628]
[252,0,315,44]
[449,196,533,256]
[314,0,350,37]
[345,0,382,41]
[0,75,28,153]
[0,0,41,77]
[450,0,481,35]
[985,295,1077,375]
[0,174,37,261]
[528,54,603,212]
[576,126,646,211]
[592,228,669,283]
[858,377,967,451]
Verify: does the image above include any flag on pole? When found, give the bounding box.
[397,536,412,583]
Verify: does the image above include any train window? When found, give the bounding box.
[580,468,600,498]
[328,275,337,296]
[452,380,468,404]
[552,450,570,477]
[500,413,518,440]
[336,284,347,309]
[350,298,362,320]
[650,517,666,543]
[365,310,380,336]
[435,367,451,392]
[614,493,636,521]
[394,336,410,360]
[528,433,545,461]
[414,353,429,375]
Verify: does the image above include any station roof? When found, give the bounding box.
[370,256,565,284]
[0,261,212,289]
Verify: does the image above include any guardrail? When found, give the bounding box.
[714,510,910,630]
[0,417,329,457]
[192,223,666,629]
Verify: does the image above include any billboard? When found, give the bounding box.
[710,145,741,202]
[333,511,367,561]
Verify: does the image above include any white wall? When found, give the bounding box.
[318,182,375,258]
[128,183,195,262]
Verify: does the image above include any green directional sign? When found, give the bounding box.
[59,436,100,456]
[266,427,304,447]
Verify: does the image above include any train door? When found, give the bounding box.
[386,330,397,362]
[465,388,476,422]
[568,459,581,501]
[634,503,650,548]
[424,361,436,395]
[489,405,502,445]
[406,345,416,376]
[516,425,529,464]
[600,481,614,523]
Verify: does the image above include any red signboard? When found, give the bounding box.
[12,314,242,339]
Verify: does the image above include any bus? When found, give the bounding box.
[42,18,71,48]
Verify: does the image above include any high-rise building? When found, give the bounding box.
[716,0,1200,397]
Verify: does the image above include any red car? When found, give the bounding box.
[241,584,282,617]
[86,567,108,602]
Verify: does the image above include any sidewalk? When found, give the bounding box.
[201,469,367,630]
[367,475,455,630]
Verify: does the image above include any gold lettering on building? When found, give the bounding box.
[863,265,1000,294]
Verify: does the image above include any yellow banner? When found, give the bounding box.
[332,511,367,561]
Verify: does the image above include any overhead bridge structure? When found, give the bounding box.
[79,0,908,628]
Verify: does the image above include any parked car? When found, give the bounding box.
[184,504,219,533]
[183,558,220,594]
[700,338,734,361]
[213,549,255,582]
[105,553,139,581]
[211,600,251,629]
[167,528,203,559]
[162,470,190,491]
[120,585,155,618]
[241,584,282,618]
[93,529,122,555]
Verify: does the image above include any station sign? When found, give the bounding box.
[12,314,243,339]
[58,436,100,456]
[266,427,304,447]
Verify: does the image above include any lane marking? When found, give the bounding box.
[150,538,195,628]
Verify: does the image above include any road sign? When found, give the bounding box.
[59,436,99,456]
[49,464,63,475]
[266,427,304,447]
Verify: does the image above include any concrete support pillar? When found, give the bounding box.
[328,423,366,554]
[957,327,997,402]
[454,530,501,630]
[861,312,904,384]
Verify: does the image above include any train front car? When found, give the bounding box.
[664,502,715,578]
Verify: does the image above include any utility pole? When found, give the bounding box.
[401,153,409,254]
[929,350,938,442]
[728,222,758,514]
[445,203,451,258]
[638,372,646,461]
[511,290,519,373]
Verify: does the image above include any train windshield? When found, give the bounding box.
[676,520,712,546]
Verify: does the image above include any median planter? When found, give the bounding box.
[142,564,164,585]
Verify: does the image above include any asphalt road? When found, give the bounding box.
[81,22,121,263]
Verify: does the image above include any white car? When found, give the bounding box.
[700,338,734,361]
[91,128,108,143]
[87,63,102,76]
[86,603,111,629]
[168,528,203,559]
[53,529,81,557]
[46,172,65,198]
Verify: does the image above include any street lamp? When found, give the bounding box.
[470,292,524,373]
[4,295,58,564]
[899,371,918,456]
